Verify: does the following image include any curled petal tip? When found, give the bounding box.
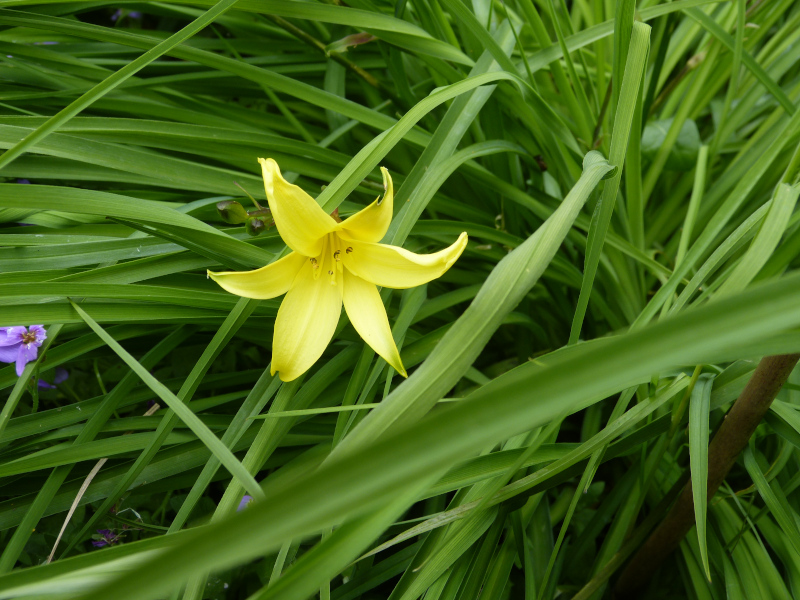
[450,232,469,263]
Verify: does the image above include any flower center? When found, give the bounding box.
[310,234,346,285]
[21,331,37,345]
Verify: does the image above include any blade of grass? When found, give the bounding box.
[689,374,714,581]
[569,22,650,344]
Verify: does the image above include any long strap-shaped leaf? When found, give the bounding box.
[0,0,244,170]
[69,300,263,500]
[688,374,714,581]
[60,297,259,558]
[60,269,800,600]
[568,22,650,344]
[330,150,614,461]
[0,329,190,573]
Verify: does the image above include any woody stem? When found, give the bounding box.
[615,353,800,597]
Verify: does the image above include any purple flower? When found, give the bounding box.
[0,325,46,376]
[111,9,142,21]
[16,179,30,184]
[38,367,69,389]
[237,495,253,511]
[91,529,121,548]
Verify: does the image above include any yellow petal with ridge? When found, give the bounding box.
[338,167,394,243]
[342,269,406,377]
[259,157,336,257]
[207,252,305,299]
[271,259,343,381]
[341,232,467,289]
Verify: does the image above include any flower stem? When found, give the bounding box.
[615,353,800,597]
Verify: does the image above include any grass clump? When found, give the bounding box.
[1,1,800,599]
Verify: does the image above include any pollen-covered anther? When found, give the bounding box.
[21,332,37,345]
[310,258,319,269]
[346,247,353,254]
[333,250,341,261]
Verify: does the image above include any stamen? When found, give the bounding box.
[310,258,319,269]
[331,235,343,275]
[21,332,37,345]
[346,247,353,254]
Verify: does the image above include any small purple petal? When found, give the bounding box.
[0,327,26,346]
[237,495,253,512]
[92,540,108,547]
[16,344,38,376]
[97,529,112,536]
[0,344,19,363]
[15,179,31,184]
[54,367,69,384]
[38,369,67,389]
[128,11,142,18]
[29,325,46,346]
[111,8,122,21]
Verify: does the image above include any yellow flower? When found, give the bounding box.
[208,158,468,382]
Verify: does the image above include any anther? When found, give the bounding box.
[333,250,341,261]
[328,270,333,275]
[346,247,353,254]
[310,258,319,269]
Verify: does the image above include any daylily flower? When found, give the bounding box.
[0,325,46,376]
[208,159,467,382]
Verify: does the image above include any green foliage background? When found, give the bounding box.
[0,0,800,598]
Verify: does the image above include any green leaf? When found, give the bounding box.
[689,373,714,581]
[641,118,702,171]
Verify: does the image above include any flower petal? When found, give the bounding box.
[338,167,394,243]
[271,260,343,381]
[343,269,406,377]
[53,367,69,384]
[0,326,25,347]
[341,232,468,289]
[237,495,253,511]
[16,344,37,376]
[0,344,19,363]
[259,158,336,256]
[29,325,46,345]
[208,252,305,299]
